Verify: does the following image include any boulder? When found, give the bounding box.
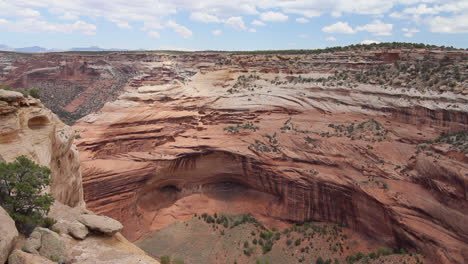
[0,89,23,102]
[68,221,89,240]
[78,214,123,236]
[50,220,70,235]
[51,219,89,240]
[39,228,68,263]
[8,250,55,264]
[0,206,18,264]
[23,229,42,254]
[24,227,68,263]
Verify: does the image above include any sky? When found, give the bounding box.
[0,0,467,51]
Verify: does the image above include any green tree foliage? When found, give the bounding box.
[28,88,41,99]
[0,156,54,234]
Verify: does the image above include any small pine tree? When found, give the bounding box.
[0,156,54,234]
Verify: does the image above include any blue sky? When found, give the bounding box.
[0,0,467,50]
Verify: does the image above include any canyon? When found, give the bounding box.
[0,45,467,264]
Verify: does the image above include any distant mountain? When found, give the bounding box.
[0,44,14,51]
[14,46,51,52]
[0,44,128,53]
[70,46,129,52]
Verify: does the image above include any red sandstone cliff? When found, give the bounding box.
[71,54,467,264]
[1,47,466,264]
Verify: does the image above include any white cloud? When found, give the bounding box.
[0,0,465,39]
[58,12,79,20]
[260,11,288,22]
[166,20,192,38]
[356,19,393,36]
[326,36,337,41]
[116,22,132,29]
[296,17,309,23]
[428,15,468,33]
[402,27,419,37]
[148,31,160,38]
[251,20,266,26]
[212,29,222,36]
[322,21,355,34]
[190,12,221,23]
[361,39,380,45]
[331,11,342,18]
[0,18,96,35]
[249,28,257,33]
[225,16,248,31]
[282,8,321,18]
[297,34,309,38]
[141,21,163,31]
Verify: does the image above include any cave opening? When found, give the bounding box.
[27,116,49,129]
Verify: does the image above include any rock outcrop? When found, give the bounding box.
[0,206,18,264]
[0,89,159,263]
[71,50,468,264]
[0,89,83,207]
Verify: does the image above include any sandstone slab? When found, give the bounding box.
[78,214,123,236]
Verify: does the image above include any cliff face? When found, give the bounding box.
[0,89,83,207]
[0,89,160,264]
[72,49,468,264]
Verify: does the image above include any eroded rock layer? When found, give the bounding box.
[36,48,467,264]
[0,89,83,206]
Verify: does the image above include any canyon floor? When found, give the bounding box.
[136,213,426,264]
[1,44,467,264]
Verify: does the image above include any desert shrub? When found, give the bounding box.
[262,240,273,254]
[0,156,54,234]
[0,84,12,90]
[160,256,171,264]
[28,88,40,99]
[243,247,254,256]
[295,238,301,246]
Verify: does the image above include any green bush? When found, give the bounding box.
[0,156,54,234]
[0,84,12,90]
[295,238,301,246]
[316,257,325,264]
[28,88,40,99]
[160,255,171,264]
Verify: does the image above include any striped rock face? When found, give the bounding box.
[70,50,467,264]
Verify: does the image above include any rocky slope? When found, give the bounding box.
[68,48,468,264]
[0,89,159,264]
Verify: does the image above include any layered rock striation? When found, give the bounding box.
[2,47,466,263]
[72,49,468,264]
